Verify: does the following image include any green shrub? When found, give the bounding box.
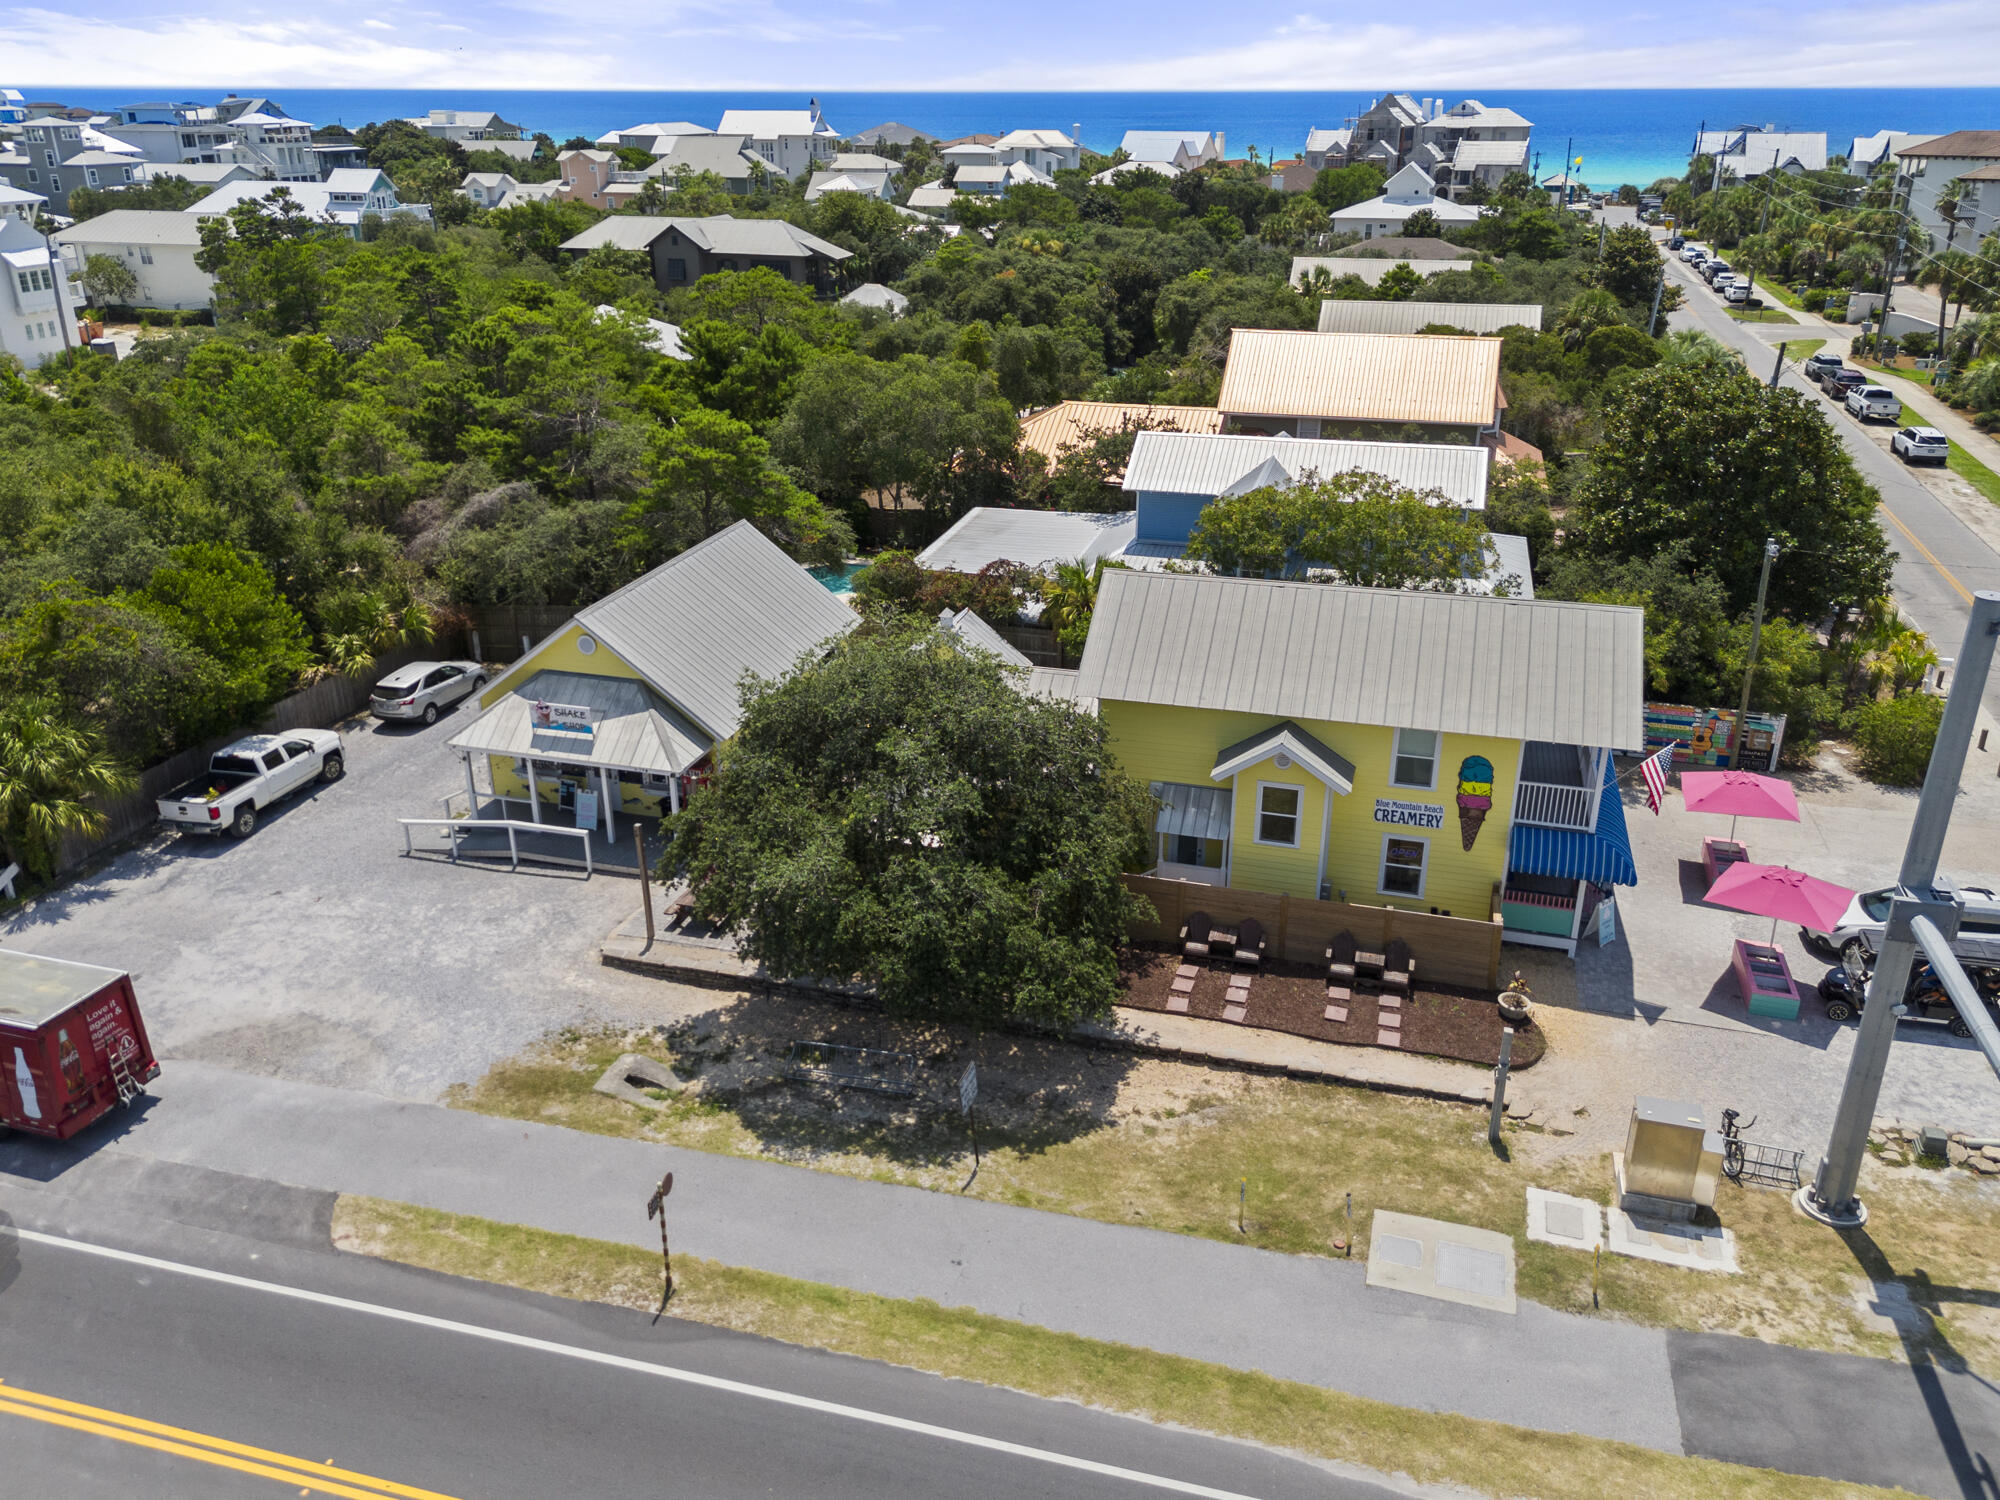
[1853,693,1944,786]
[1976,411,2000,433]
[1803,290,1828,312]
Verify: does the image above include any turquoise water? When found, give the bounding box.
[26,87,2000,190]
[810,562,867,597]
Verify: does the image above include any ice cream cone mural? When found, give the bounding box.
[1455,755,1494,851]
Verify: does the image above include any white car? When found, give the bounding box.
[1725,282,1752,303]
[1804,885,2000,964]
[370,660,488,724]
[1681,246,1706,263]
[1892,425,1949,463]
[1845,386,1900,422]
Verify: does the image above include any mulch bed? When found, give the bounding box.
[1117,944,1543,1069]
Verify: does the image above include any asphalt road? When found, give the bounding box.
[1659,251,2000,722]
[0,1156,1407,1500]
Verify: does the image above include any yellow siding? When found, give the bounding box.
[1102,699,1517,920]
[487,758,666,817]
[479,623,646,709]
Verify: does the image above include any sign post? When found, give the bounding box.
[645,1171,674,1311]
[958,1062,979,1192]
[1489,1026,1515,1146]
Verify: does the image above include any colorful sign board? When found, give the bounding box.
[531,700,596,737]
[1373,798,1445,830]
[1642,704,1786,773]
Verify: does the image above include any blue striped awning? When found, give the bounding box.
[1507,757,1638,887]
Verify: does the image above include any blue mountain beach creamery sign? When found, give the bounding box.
[1373,798,1445,830]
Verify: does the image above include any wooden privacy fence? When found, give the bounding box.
[1124,873,1504,991]
[461,605,574,663]
[53,640,452,875]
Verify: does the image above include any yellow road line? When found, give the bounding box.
[1877,502,1974,605]
[0,1382,464,1500]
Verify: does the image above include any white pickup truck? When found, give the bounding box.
[157,730,344,839]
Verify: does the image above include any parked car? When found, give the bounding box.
[369,660,488,725]
[1681,246,1707,264]
[1668,234,1686,250]
[1704,260,1734,284]
[1817,956,2000,1038]
[156,731,343,839]
[1892,425,1950,464]
[1846,385,1900,422]
[1803,351,1845,383]
[1725,282,1753,304]
[1801,883,2000,964]
[1824,368,1868,400]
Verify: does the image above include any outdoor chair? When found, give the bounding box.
[1380,939,1413,991]
[1326,930,1357,982]
[1231,918,1268,969]
[1180,911,1217,960]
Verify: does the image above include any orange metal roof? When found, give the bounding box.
[1017,400,1225,463]
[1217,329,1504,428]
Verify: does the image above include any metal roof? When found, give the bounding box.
[1450,140,1529,167]
[719,110,830,137]
[571,520,857,739]
[54,209,207,247]
[1317,300,1543,335]
[559,218,673,253]
[1151,781,1233,841]
[1076,570,1645,750]
[0,949,128,1030]
[938,607,1033,670]
[558,214,850,261]
[646,135,762,179]
[1218,329,1503,427]
[917,507,1136,573]
[1028,667,1093,711]
[1898,131,2000,160]
[1291,257,1454,289]
[449,669,709,775]
[1017,400,1224,464]
[1122,431,1489,509]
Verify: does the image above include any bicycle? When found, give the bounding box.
[1720,1108,1755,1182]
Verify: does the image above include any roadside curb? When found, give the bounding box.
[600,929,1534,1119]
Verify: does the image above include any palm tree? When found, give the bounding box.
[1553,289,1621,351]
[1039,559,1119,660]
[0,704,135,882]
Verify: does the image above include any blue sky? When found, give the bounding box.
[7,0,1998,89]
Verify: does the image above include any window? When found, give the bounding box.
[282,740,313,759]
[1380,835,1428,898]
[139,246,153,265]
[261,750,286,772]
[666,257,687,283]
[1255,784,1301,847]
[1391,728,1438,789]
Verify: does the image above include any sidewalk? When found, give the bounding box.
[97,1060,1678,1450]
[28,1060,2000,1496]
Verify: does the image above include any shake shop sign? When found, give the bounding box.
[1373,798,1445,831]
[531,700,596,738]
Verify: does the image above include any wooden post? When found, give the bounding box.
[636,823,654,945]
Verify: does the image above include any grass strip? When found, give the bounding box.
[1729,306,1799,324]
[1781,339,1826,366]
[333,1195,1905,1500]
[1755,280,1807,311]
[1859,361,1935,388]
[1947,445,2000,506]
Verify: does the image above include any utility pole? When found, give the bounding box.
[1801,592,2000,1225]
[36,219,75,361]
[1647,267,1666,337]
[1933,193,1960,364]
[1729,538,1781,769]
[1769,342,1787,388]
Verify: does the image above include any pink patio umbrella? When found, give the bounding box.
[1705,860,1856,945]
[1680,769,1801,842]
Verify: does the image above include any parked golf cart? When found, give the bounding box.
[1817,955,2000,1038]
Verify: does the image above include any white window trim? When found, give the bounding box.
[1378,831,1430,900]
[1253,780,1304,849]
[1390,727,1440,791]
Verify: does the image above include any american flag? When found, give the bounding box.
[1640,742,1677,815]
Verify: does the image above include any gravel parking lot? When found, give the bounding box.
[0,703,708,1100]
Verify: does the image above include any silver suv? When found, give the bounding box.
[1802,884,2000,964]
[370,660,487,725]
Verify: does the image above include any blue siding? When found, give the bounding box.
[1134,490,1213,544]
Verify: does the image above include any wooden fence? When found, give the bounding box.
[53,640,453,874]
[996,623,1066,668]
[1124,873,1504,991]
[461,606,574,663]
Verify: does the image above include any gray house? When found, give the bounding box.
[559,214,852,294]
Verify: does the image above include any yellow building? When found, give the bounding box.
[448,521,856,838]
[1074,570,1647,950]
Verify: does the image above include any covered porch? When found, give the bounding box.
[1502,755,1636,955]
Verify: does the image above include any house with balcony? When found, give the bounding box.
[403,109,524,144]
[1329,163,1485,239]
[1118,130,1225,171]
[1073,569,1643,947]
[557,214,851,294]
[187,171,429,236]
[53,209,214,310]
[1896,131,2000,246]
[0,181,80,368]
[1217,327,1505,445]
[718,102,839,178]
[992,128,1083,174]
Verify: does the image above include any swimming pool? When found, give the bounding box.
[809,561,868,597]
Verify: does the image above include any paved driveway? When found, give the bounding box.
[1,705,697,1100]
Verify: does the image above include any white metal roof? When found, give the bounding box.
[719,109,831,137]
[1291,257,1454,288]
[1123,431,1489,509]
[1075,571,1644,749]
[938,607,1033,669]
[570,520,857,739]
[1330,190,1483,224]
[54,209,208,247]
[841,282,909,312]
[1316,300,1542,335]
[917,507,1137,574]
[1450,140,1529,168]
[0,949,129,1029]
[449,669,709,775]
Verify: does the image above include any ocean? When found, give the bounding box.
[25,87,2000,191]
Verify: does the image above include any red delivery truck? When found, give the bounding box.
[0,949,160,1140]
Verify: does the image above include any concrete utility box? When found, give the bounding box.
[1622,1098,1722,1215]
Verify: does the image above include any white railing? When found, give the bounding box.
[399,818,593,875]
[1512,780,1594,832]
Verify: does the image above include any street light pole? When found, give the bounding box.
[1801,592,2000,1225]
[1932,195,1959,366]
[1729,538,1781,768]
[36,219,75,361]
